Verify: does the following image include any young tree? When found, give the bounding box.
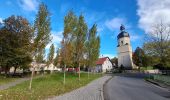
[29,3,51,90]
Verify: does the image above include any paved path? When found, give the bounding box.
[104,74,170,100]
[0,77,30,90]
[48,75,112,100]
[0,75,43,90]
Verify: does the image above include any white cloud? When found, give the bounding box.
[45,31,63,50]
[18,0,39,12]
[51,31,63,43]
[137,0,170,32]
[105,17,131,31]
[97,26,104,33]
[130,35,141,42]
[0,18,3,23]
[45,31,63,58]
[105,17,134,41]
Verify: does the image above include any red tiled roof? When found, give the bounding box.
[96,57,108,65]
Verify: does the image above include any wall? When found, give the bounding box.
[102,58,113,72]
[117,37,133,69]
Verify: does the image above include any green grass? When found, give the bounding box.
[153,74,170,84]
[141,66,153,70]
[0,72,101,100]
[0,75,19,86]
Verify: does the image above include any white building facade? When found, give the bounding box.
[117,25,133,69]
[96,57,113,72]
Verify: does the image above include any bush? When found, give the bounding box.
[44,70,51,74]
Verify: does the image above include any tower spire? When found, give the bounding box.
[120,24,125,32]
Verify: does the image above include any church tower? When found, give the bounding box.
[117,24,133,69]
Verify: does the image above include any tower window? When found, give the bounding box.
[121,41,123,45]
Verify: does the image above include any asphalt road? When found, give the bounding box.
[104,74,170,100]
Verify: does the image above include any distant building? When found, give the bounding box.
[30,62,61,72]
[30,62,46,71]
[55,48,62,67]
[96,57,113,72]
[117,25,133,69]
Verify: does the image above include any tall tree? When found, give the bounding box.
[47,44,55,65]
[54,48,61,67]
[74,15,87,81]
[143,21,170,68]
[111,57,118,67]
[86,24,100,72]
[85,24,100,78]
[29,3,51,90]
[133,47,148,70]
[0,15,33,76]
[35,49,45,63]
[60,11,77,84]
[60,11,100,81]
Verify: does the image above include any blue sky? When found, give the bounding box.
[0,0,170,59]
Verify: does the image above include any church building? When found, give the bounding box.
[117,25,133,69]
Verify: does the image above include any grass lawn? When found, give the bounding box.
[0,75,19,86]
[0,72,102,100]
[153,74,170,85]
[141,66,154,70]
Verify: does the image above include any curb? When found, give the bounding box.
[102,75,113,100]
[145,79,170,91]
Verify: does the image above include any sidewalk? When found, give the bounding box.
[48,75,112,100]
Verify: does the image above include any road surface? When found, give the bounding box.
[104,74,170,100]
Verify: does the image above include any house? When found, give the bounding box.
[30,62,61,72]
[30,62,46,72]
[96,57,113,72]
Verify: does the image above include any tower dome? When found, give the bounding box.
[117,24,130,39]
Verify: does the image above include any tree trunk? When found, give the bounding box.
[63,64,66,85]
[29,50,38,90]
[29,60,36,90]
[78,63,80,81]
[5,67,9,78]
[88,67,89,79]
[29,67,34,90]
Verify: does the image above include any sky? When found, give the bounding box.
[0,0,170,59]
